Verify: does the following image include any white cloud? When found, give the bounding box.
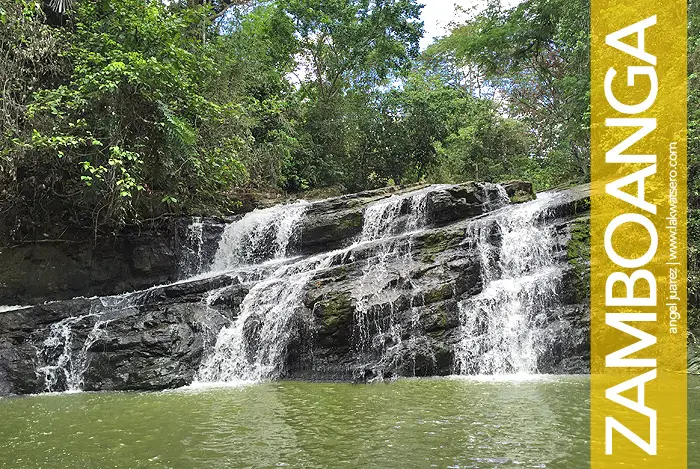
[419,0,525,49]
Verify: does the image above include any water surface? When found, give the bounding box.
[1,376,698,468]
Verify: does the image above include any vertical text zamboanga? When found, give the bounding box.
[591,1,687,468]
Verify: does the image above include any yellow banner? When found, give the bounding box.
[591,1,687,467]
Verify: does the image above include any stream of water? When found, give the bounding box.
[455,192,566,375]
[196,185,511,383]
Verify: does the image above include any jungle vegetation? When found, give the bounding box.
[0,0,593,238]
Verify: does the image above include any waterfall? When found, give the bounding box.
[360,186,434,240]
[36,312,115,392]
[197,253,335,382]
[0,305,29,312]
[350,188,437,376]
[455,192,565,375]
[483,183,511,212]
[35,290,145,392]
[180,217,205,277]
[29,182,523,391]
[37,314,92,392]
[351,184,511,378]
[197,188,438,383]
[32,201,311,391]
[197,184,509,383]
[209,201,309,272]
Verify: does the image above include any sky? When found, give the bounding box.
[419,0,524,49]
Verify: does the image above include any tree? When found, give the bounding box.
[434,100,535,184]
[281,0,425,190]
[286,0,423,98]
[432,0,590,186]
[375,72,466,184]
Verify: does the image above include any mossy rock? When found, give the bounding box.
[315,292,353,330]
[501,180,536,204]
[419,230,461,263]
[422,283,455,305]
[338,211,363,232]
[566,216,591,303]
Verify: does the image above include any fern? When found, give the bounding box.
[159,101,197,151]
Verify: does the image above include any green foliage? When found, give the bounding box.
[2,0,251,236]
[0,0,599,240]
[690,0,700,326]
[285,0,423,97]
[431,0,590,187]
[0,0,443,237]
[377,73,465,183]
[432,100,534,184]
[281,0,425,191]
[0,0,66,187]
[690,0,700,210]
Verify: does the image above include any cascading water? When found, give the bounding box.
[35,289,151,392]
[36,311,116,392]
[197,189,438,383]
[197,184,511,383]
[350,188,437,375]
[33,201,313,392]
[359,186,432,240]
[209,201,309,272]
[483,183,511,212]
[197,254,335,382]
[37,314,94,392]
[180,216,205,277]
[29,182,529,392]
[455,192,566,375]
[351,184,511,378]
[196,201,321,382]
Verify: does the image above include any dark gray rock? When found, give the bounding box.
[0,217,226,305]
[295,185,426,254]
[0,182,507,304]
[289,211,590,381]
[81,302,215,391]
[427,182,507,226]
[296,182,511,255]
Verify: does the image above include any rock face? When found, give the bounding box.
[0,218,226,305]
[294,182,509,255]
[0,183,497,304]
[0,276,239,394]
[0,182,592,395]
[501,180,536,203]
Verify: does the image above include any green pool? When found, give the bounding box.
[1,376,698,468]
